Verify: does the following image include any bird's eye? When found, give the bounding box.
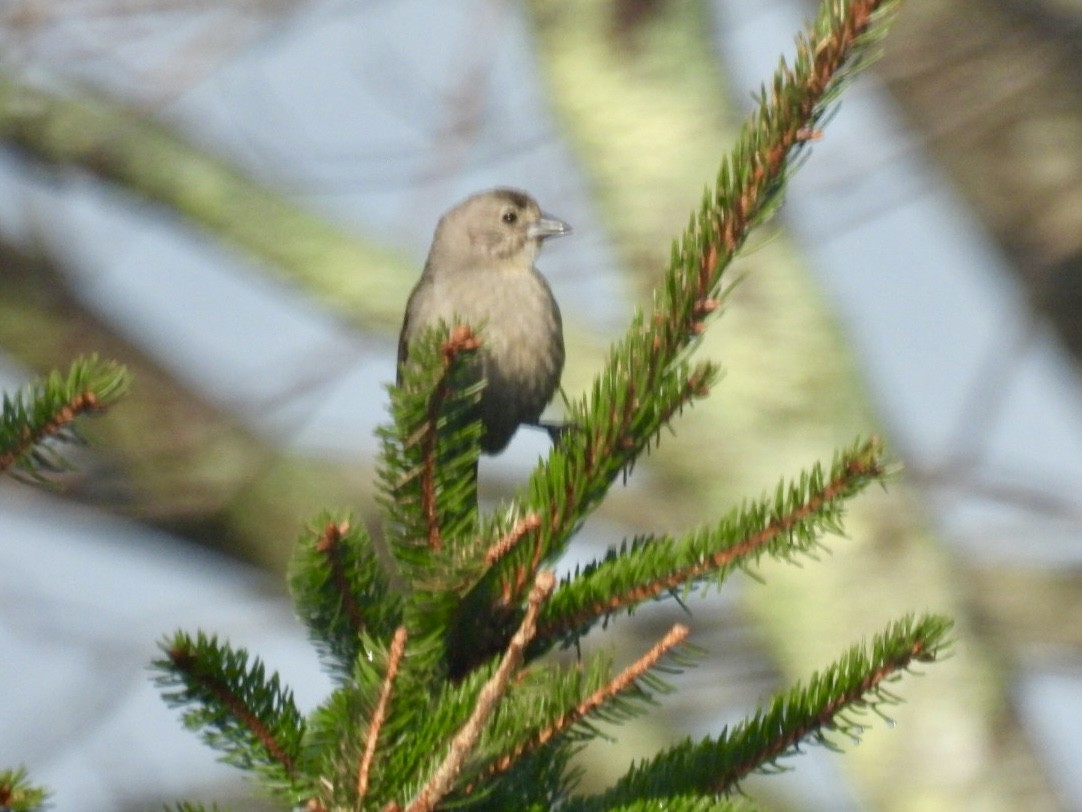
[502,210,518,224]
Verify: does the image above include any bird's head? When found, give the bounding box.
[429,187,571,271]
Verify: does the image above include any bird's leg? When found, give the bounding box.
[525,419,576,449]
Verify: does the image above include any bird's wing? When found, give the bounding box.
[395,287,416,387]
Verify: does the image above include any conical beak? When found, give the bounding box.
[528,213,572,241]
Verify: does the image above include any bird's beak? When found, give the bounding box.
[528,214,572,241]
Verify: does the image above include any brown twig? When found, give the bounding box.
[405,571,556,812]
[357,626,409,803]
[482,623,690,782]
[484,512,541,566]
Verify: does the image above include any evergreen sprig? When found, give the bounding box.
[300,629,400,805]
[288,513,402,679]
[1,356,129,808]
[472,623,693,781]
[0,767,48,812]
[379,322,486,560]
[152,631,308,801]
[575,614,953,810]
[0,353,129,483]
[477,0,903,616]
[535,437,886,650]
[377,321,492,666]
[299,576,556,810]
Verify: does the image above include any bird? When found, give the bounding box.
[397,187,570,454]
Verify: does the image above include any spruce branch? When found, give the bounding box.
[0,353,129,483]
[378,323,498,667]
[0,767,48,812]
[153,631,305,797]
[302,628,433,811]
[480,624,690,786]
[562,623,690,730]
[484,0,901,610]
[379,322,484,574]
[535,437,886,650]
[405,571,556,812]
[289,513,400,678]
[478,362,716,623]
[580,614,952,809]
[418,325,483,553]
[442,650,620,805]
[317,520,367,633]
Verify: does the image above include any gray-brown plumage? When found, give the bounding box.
[397,188,570,453]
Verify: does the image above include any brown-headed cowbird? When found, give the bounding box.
[397,188,570,453]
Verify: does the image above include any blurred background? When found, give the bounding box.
[1,0,1081,809]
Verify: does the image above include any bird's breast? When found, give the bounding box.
[439,266,562,400]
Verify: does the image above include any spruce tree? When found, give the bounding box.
[1,1,953,809]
